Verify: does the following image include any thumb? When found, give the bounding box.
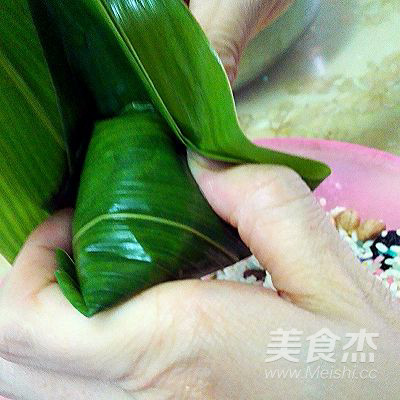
[188,153,371,321]
[190,0,292,83]
[1,209,73,303]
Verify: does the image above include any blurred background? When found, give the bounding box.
[235,0,400,155]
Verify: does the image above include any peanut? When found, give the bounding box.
[334,209,361,233]
[356,219,386,241]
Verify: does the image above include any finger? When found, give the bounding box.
[188,153,371,320]
[0,210,202,384]
[0,209,130,378]
[0,209,199,382]
[190,0,292,83]
[0,210,91,374]
[253,0,293,34]
[2,208,73,303]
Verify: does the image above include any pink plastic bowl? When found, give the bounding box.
[255,138,400,229]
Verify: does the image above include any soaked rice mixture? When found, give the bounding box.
[206,207,400,300]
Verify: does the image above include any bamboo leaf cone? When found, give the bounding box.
[1,0,330,316]
[56,110,251,316]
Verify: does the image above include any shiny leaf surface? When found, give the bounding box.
[56,111,249,316]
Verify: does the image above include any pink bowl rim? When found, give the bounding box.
[254,137,400,166]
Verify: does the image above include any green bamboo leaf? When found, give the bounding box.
[102,0,329,183]
[58,110,249,316]
[0,0,67,262]
[32,0,330,188]
[23,0,331,316]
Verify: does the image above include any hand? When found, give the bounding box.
[1,160,400,400]
[189,0,294,83]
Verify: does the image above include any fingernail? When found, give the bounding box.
[221,53,236,70]
[225,65,238,85]
[223,64,238,85]
[218,52,238,85]
[187,150,230,179]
